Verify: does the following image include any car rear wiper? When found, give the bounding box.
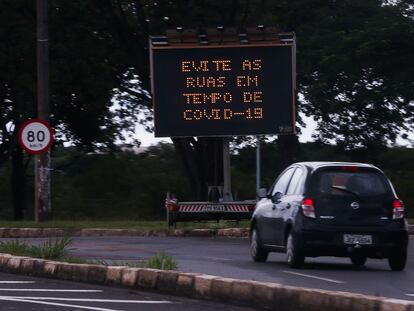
[331,185,360,200]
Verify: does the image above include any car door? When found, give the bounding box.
[260,167,295,247]
[277,167,305,245]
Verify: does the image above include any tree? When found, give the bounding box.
[0,1,151,218]
[150,0,414,195]
[285,0,414,149]
[2,0,413,217]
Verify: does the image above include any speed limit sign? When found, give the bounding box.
[18,119,53,155]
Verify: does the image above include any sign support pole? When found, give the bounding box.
[36,0,51,222]
[222,137,233,202]
[256,136,261,196]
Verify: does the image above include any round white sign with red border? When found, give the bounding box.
[18,119,53,155]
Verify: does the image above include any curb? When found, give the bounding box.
[0,225,412,238]
[0,253,413,311]
[0,227,250,238]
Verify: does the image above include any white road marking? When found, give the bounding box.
[0,297,124,311]
[0,288,102,292]
[282,270,346,284]
[0,296,172,304]
[0,281,35,284]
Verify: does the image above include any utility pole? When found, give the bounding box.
[36,0,51,222]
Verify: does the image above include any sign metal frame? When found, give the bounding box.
[150,32,296,138]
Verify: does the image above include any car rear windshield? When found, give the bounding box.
[311,168,391,197]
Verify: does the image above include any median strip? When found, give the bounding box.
[0,253,413,311]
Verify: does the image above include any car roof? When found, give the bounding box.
[292,161,382,173]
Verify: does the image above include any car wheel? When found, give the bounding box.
[286,232,305,268]
[388,249,407,271]
[250,228,268,262]
[350,255,367,267]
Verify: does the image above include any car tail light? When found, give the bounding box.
[392,199,404,219]
[340,166,359,172]
[301,198,316,218]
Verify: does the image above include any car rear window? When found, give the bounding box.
[311,168,391,197]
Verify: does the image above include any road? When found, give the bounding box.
[1,236,413,301]
[0,272,254,311]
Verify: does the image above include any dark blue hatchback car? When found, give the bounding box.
[250,162,409,270]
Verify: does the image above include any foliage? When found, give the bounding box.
[0,236,71,260]
[138,252,178,270]
[51,143,190,220]
[1,1,413,218]
[293,1,414,149]
[0,1,150,153]
[1,142,413,220]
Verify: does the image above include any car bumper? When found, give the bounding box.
[297,221,409,258]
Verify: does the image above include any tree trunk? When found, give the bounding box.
[11,146,26,220]
[173,137,223,201]
[277,134,299,168]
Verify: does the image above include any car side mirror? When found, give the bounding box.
[271,192,283,203]
[257,188,267,199]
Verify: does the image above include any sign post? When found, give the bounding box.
[36,0,51,222]
[18,119,53,222]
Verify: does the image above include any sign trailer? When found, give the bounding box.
[150,28,296,227]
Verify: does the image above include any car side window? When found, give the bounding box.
[272,168,295,196]
[286,168,303,195]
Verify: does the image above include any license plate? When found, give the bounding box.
[203,205,225,212]
[344,234,372,245]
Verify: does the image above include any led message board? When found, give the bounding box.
[150,43,295,137]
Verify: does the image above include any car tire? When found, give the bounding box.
[388,249,407,271]
[286,232,305,268]
[250,228,268,262]
[350,255,367,267]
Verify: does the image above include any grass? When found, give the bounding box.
[108,252,178,270]
[0,220,250,230]
[138,252,178,270]
[0,238,178,270]
[0,236,71,260]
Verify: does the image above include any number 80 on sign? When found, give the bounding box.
[18,119,53,155]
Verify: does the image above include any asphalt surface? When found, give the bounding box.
[1,236,413,301]
[0,272,255,311]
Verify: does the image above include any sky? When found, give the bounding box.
[135,113,317,146]
[135,113,412,147]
